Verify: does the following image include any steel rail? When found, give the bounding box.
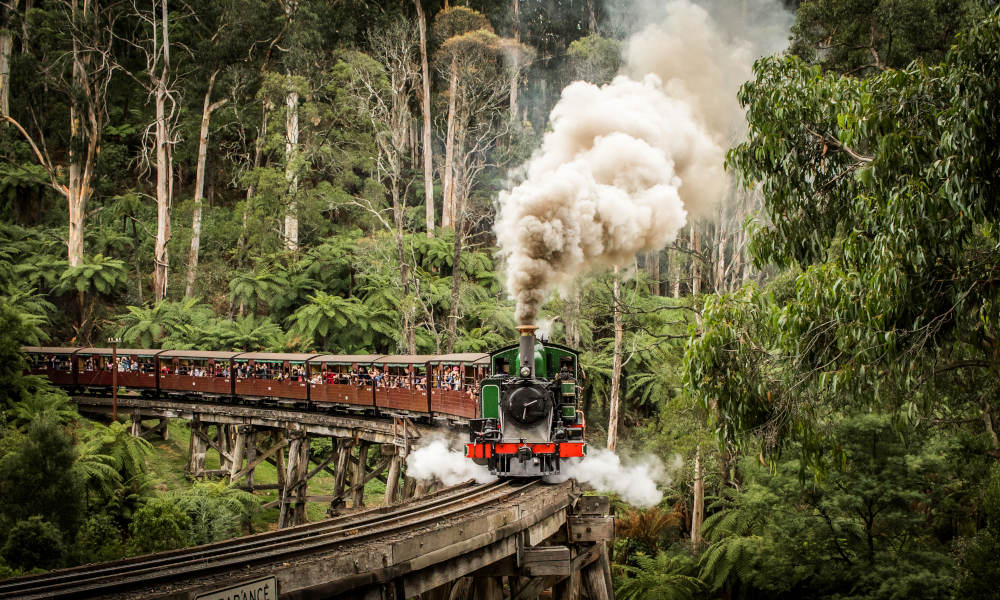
[0,479,538,599]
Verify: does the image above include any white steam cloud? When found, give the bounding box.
[554,449,671,507]
[405,437,496,486]
[496,0,791,324]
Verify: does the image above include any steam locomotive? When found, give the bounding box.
[466,326,587,477]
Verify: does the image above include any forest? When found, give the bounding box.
[2,0,1000,597]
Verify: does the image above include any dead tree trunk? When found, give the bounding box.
[607,265,623,452]
[283,77,300,251]
[186,69,226,297]
[509,0,519,120]
[691,444,704,546]
[441,62,457,229]
[152,0,174,301]
[415,0,435,237]
[0,2,11,119]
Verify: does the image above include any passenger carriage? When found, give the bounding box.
[75,347,159,393]
[157,349,241,399]
[24,346,79,386]
[309,354,382,410]
[233,352,313,405]
[429,353,489,418]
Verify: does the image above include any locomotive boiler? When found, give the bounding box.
[466,325,587,477]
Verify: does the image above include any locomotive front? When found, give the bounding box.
[466,325,586,477]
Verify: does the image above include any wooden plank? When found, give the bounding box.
[574,495,610,516]
[567,516,614,543]
[521,546,570,577]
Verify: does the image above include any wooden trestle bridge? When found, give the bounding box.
[0,395,616,599]
[73,394,443,527]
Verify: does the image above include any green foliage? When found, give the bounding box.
[616,551,703,600]
[56,255,127,296]
[692,8,1000,463]
[0,418,85,536]
[73,513,125,563]
[1,517,66,571]
[567,33,622,85]
[170,481,260,546]
[8,387,79,428]
[128,497,193,555]
[790,0,989,74]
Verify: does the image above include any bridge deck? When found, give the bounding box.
[0,479,612,600]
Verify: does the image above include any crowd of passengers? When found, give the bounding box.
[38,355,473,390]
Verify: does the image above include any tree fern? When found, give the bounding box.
[617,551,703,600]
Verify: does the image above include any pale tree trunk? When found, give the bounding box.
[607,265,623,452]
[283,80,300,251]
[445,184,464,353]
[691,445,704,546]
[509,0,519,120]
[4,0,104,269]
[646,250,660,296]
[0,9,10,119]
[587,0,597,33]
[152,0,172,301]
[415,0,434,238]
[441,62,457,229]
[714,224,726,293]
[238,99,268,266]
[690,226,701,295]
[185,70,226,297]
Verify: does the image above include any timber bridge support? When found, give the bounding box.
[75,395,438,524]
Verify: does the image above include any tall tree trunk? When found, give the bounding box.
[691,445,704,546]
[646,250,660,296]
[283,78,300,252]
[587,0,597,33]
[509,0,519,120]
[238,99,268,268]
[0,4,11,119]
[445,192,465,353]
[607,265,623,452]
[415,0,435,238]
[441,62,457,229]
[152,0,172,301]
[690,226,701,295]
[714,224,726,293]
[186,70,226,298]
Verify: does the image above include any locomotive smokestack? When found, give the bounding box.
[517,325,538,378]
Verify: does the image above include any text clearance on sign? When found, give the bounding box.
[195,576,277,600]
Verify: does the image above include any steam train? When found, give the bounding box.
[23,332,587,478]
[466,326,587,477]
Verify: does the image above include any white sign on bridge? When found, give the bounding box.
[195,576,277,600]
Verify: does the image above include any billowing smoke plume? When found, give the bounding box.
[405,437,495,486]
[496,0,791,324]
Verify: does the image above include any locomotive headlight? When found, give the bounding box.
[519,366,531,377]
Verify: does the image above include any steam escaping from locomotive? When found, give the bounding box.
[562,448,669,507]
[407,437,496,485]
[496,0,791,324]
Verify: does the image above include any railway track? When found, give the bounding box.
[0,478,539,600]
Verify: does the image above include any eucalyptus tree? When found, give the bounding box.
[688,9,1000,465]
[347,17,421,353]
[2,0,120,268]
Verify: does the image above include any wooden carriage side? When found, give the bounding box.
[157,349,244,397]
[429,353,489,419]
[74,347,162,390]
[22,346,80,386]
[309,354,383,408]
[233,352,317,400]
